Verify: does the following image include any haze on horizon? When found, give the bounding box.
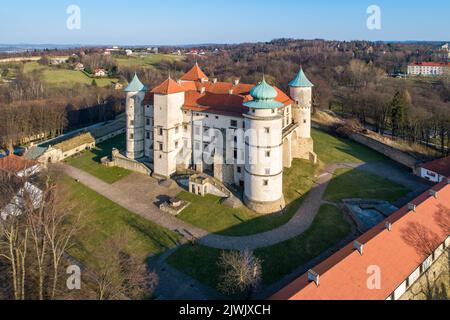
[1,0,449,46]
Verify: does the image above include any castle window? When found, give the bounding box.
[146,119,150,125]
[216,116,219,120]
[146,132,150,139]
[265,127,270,134]
[234,149,238,160]
[175,141,179,149]
[159,143,163,151]
[265,151,271,158]
[175,127,179,134]
[263,180,269,186]
[303,119,307,124]
[130,134,134,139]
[265,168,271,175]
[237,167,242,174]
[159,128,163,136]
[184,125,188,131]
[130,120,134,126]
[230,120,238,127]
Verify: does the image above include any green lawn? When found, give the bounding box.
[312,128,387,165]
[23,61,118,87]
[168,204,352,288]
[324,168,411,203]
[115,54,184,69]
[61,175,180,268]
[65,134,131,184]
[177,160,318,237]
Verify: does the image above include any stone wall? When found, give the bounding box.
[349,133,419,169]
[312,122,419,170]
[109,149,152,175]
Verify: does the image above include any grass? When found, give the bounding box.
[23,61,118,87]
[61,175,180,268]
[114,54,184,68]
[312,128,387,165]
[167,204,352,288]
[166,245,222,289]
[324,168,411,203]
[176,160,318,237]
[65,134,131,184]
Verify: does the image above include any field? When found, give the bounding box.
[23,61,118,87]
[65,134,131,184]
[61,175,180,268]
[114,54,184,69]
[324,168,411,203]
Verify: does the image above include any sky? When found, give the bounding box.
[1,0,449,45]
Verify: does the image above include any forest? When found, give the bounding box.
[0,39,449,155]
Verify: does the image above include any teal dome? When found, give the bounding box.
[244,77,284,109]
[124,73,148,92]
[289,68,314,88]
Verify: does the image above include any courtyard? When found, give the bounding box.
[55,127,429,299]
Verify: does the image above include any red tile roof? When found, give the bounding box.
[149,64,294,116]
[271,180,450,300]
[180,63,209,82]
[151,78,186,95]
[421,156,450,178]
[0,155,39,174]
[409,62,450,67]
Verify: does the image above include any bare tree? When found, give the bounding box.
[84,231,158,300]
[217,250,262,299]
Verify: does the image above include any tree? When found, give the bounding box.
[0,171,81,300]
[91,79,98,87]
[217,250,262,299]
[83,231,158,300]
[390,90,409,138]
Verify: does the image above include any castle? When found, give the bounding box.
[124,64,317,214]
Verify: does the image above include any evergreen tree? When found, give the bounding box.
[390,90,410,138]
[91,79,98,87]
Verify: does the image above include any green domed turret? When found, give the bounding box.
[244,77,283,109]
[124,73,148,92]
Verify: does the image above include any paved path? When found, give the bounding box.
[53,161,429,251]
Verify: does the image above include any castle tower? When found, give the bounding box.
[289,68,316,161]
[289,68,314,139]
[151,78,186,178]
[243,77,286,214]
[124,73,148,160]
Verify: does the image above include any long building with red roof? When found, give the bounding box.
[124,64,318,214]
[271,179,450,300]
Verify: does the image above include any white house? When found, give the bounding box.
[407,62,450,76]
[418,156,450,183]
[94,68,107,77]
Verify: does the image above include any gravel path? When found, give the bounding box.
[53,161,428,251]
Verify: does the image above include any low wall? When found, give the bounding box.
[349,133,419,170]
[312,122,419,170]
[110,150,152,176]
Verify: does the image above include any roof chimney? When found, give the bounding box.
[353,241,364,255]
[385,222,392,231]
[408,203,417,212]
[233,79,240,86]
[429,189,438,199]
[229,89,234,95]
[212,78,218,84]
[200,87,206,94]
[177,79,182,84]
[307,269,320,287]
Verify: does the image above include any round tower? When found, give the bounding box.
[124,73,148,160]
[243,77,286,214]
[289,68,314,139]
